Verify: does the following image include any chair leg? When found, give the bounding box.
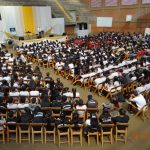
[110,133,113,144]
[88,135,90,145]
[16,131,18,144]
[101,134,103,147]
[58,134,60,147]
[19,132,21,144]
[41,131,43,144]
[68,132,70,145]
[7,132,9,143]
[32,132,34,144]
[28,132,30,144]
[45,132,46,144]
[97,134,99,145]
[115,132,117,143]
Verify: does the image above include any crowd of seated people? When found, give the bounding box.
[16,32,150,100]
[0,32,149,144]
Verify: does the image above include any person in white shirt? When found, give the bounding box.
[7,97,18,109]
[76,99,87,117]
[129,90,146,111]
[18,96,29,109]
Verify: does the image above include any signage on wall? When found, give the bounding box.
[10,28,16,32]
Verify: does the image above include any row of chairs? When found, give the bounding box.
[0,107,99,121]
[0,122,129,147]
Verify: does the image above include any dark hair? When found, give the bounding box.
[8,111,14,118]
[62,95,67,102]
[133,90,138,97]
[20,96,26,103]
[88,94,93,100]
[31,97,36,103]
[7,97,13,103]
[78,99,83,106]
[119,108,126,115]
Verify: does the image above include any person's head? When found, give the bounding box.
[133,90,139,97]
[34,106,41,114]
[20,96,26,103]
[31,97,36,104]
[7,97,13,104]
[88,94,93,100]
[46,72,50,77]
[72,111,79,120]
[8,111,14,118]
[78,99,83,106]
[62,95,67,102]
[0,97,4,104]
[42,94,49,103]
[119,108,126,116]
[45,111,52,118]
[24,107,31,114]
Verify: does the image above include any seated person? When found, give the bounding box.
[43,111,55,131]
[0,97,7,115]
[0,116,5,131]
[20,107,33,130]
[29,97,41,112]
[75,99,87,117]
[71,111,83,126]
[99,108,113,125]
[18,96,29,109]
[32,106,44,123]
[129,90,147,113]
[6,111,19,130]
[112,108,129,130]
[86,94,98,108]
[84,113,100,134]
[7,97,18,109]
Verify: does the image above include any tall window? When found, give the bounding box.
[105,0,118,6]
[91,0,102,8]
[121,0,137,5]
[142,0,150,4]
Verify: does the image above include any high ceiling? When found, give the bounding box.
[0,0,49,5]
[0,0,96,25]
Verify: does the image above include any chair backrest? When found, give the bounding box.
[101,124,114,132]
[116,122,129,130]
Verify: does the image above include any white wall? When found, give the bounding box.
[33,6,52,33]
[75,23,91,37]
[51,18,65,35]
[0,6,24,36]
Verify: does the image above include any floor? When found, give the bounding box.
[1,45,149,150]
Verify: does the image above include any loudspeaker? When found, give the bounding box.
[62,32,67,36]
[19,37,24,40]
[37,35,42,39]
[79,23,82,30]
[83,23,88,30]
[49,34,54,37]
